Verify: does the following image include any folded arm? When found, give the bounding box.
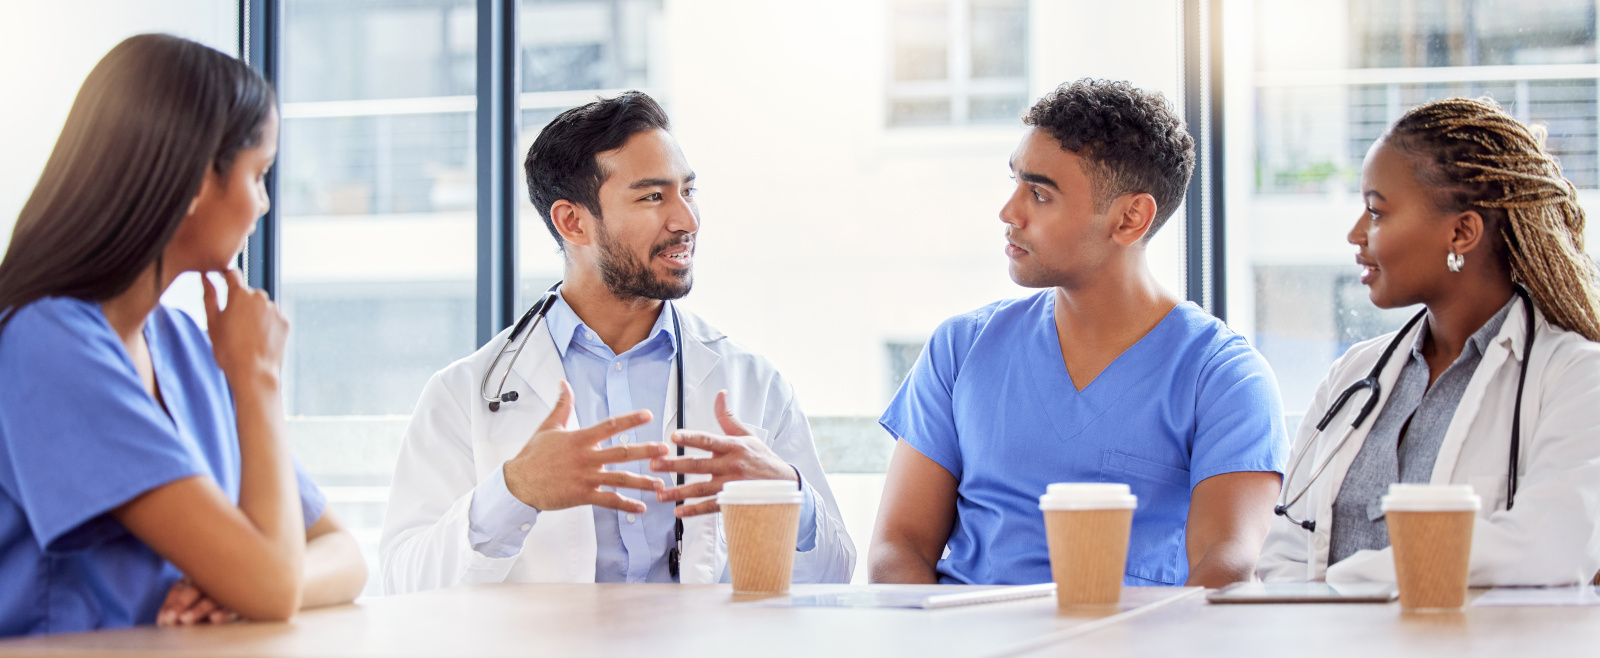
[869,440,956,584]
[1184,471,1281,588]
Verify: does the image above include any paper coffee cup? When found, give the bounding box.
[1381,484,1480,611]
[718,480,804,594]
[1039,483,1137,607]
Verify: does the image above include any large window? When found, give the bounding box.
[888,0,1030,126]
[0,0,1300,591]
[518,0,664,300]
[1234,0,1600,414]
[278,0,479,594]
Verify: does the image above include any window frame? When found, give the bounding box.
[244,0,1231,338]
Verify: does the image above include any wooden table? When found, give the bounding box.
[1015,589,1600,657]
[0,584,1201,658]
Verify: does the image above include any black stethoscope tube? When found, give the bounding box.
[479,281,690,579]
[1274,284,1536,532]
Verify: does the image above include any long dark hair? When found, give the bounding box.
[0,34,276,333]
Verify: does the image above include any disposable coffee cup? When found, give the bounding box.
[718,480,804,594]
[1381,484,1480,612]
[1039,483,1137,607]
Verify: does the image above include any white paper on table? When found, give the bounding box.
[1470,586,1600,607]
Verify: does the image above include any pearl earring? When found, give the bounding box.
[1447,252,1464,273]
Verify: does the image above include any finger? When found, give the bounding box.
[657,479,723,502]
[668,430,742,454]
[574,409,652,445]
[587,490,648,514]
[208,609,234,625]
[650,455,723,475]
[222,268,249,294]
[714,390,752,436]
[201,274,220,325]
[537,380,575,432]
[157,582,195,626]
[594,470,665,492]
[180,597,220,625]
[675,499,721,517]
[591,441,670,466]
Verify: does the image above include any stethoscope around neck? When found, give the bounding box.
[478,281,692,579]
[1273,284,1536,533]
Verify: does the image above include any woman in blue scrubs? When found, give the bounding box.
[0,34,366,636]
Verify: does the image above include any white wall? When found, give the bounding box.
[0,1,237,324]
[0,0,236,253]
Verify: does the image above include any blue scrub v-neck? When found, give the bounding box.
[881,290,1287,586]
[1026,294,1182,443]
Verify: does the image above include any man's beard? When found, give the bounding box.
[595,223,693,301]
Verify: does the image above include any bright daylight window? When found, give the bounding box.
[0,1,1211,592]
[278,0,479,594]
[1233,0,1600,417]
[267,0,1195,589]
[888,0,1030,126]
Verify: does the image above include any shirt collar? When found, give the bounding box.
[1410,295,1517,361]
[544,291,679,359]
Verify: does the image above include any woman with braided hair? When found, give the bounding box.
[1258,97,1600,586]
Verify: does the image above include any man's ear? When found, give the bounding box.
[1109,193,1159,247]
[550,199,594,248]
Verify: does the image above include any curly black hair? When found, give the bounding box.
[524,91,671,249]
[1024,78,1195,239]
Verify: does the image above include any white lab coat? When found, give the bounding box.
[1258,301,1600,586]
[379,306,855,594]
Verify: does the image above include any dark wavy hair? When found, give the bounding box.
[523,91,671,249]
[0,34,276,333]
[1024,78,1195,239]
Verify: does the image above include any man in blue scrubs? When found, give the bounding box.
[870,79,1287,588]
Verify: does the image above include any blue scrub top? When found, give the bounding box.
[880,292,1286,586]
[0,298,326,637]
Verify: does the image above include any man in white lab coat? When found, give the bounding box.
[380,91,854,592]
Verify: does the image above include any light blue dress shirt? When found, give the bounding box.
[468,293,817,582]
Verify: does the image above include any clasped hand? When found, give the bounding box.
[651,390,797,517]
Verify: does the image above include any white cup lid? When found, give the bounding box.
[717,480,804,505]
[1039,483,1137,510]
[1380,484,1481,512]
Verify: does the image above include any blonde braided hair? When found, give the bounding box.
[1389,97,1600,342]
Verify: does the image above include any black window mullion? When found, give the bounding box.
[1183,0,1226,320]
[477,0,522,347]
[241,0,282,300]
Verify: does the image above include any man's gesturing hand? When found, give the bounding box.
[503,380,671,513]
[651,390,797,517]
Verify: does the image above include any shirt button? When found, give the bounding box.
[587,330,596,340]
[626,514,637,523]
[519,523,531,532]
[620,434,631,444]
[615,362,623,371]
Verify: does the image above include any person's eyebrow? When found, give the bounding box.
[684,172,697,185]
[1018,171,1059,190]
[1363,190,1386,203]
[629,177,676,189]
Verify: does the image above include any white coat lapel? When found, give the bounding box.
[661,317,721,431]
[503,320,576,430]
[1308,318,1425,573]
[1430,301,1530,483]
[490,315,595,582]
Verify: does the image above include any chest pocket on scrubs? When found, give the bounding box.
[1100,450,1189,585]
